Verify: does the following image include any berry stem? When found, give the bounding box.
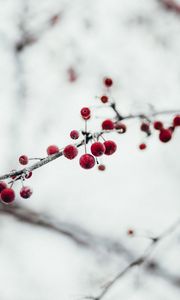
[0,109,179,182]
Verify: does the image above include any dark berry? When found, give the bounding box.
[91,142,105,157]
[100,95,109,103]
[173,115,180,127]
[98,164,106,171]
[47,145,59,155]
[102,119,114,130]
[1,188,15,204]
[104,140,117,155]
[79,154,95,169]
[19,155,29,165]
[140,122,150,133]
[139,143,147,150]
[159,129,172,143]
[153,121,163,131]
[63,145,78,160]
[70,130,79,140]
[20,186,33,199]
[104,77,113,87]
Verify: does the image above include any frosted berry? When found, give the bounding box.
[100,95,108,103]
[98,164,106,171]
[104,140,117,155]
[173,115,180,127]
[47,145,59,155]
[63,145,78,160]
[79,154,95,169]
[140,122,150,133]
[20,186,33,199]
[0,181,7,193]
[115,122,126,133]
[70,130,79,140]
[159,129,172,143]
[102,119,114,130]
[104,77,113,87]
[80,107,91,120]
[91,142,105,157]
[153,121,163,130]
[139,143,147,150]
[1,188,15,204]
[19,155,29,165]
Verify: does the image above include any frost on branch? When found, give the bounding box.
[0,77,180,204]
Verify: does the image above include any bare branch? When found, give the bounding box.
[86,218,180,300]
[0,203,133,260]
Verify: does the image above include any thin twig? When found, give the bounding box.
[87,218,180,300]
[0,108,179,181]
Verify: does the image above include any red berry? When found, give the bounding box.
[153,121,163,130]
[98,164,106,171]
[102,119,114,130]
[0,181,7,193]
[79,154,95,169]
[63,145,78,160]
[104,140,117,155]
[19,155,29,165]
[80,107,91,120]
[47,145,59,155]
[20,186,33,199]
[100,95,109,103]
[139,143,147,150]
[70,130,79,140]
[173,115,180,127]
[25,171,32,179]
[159,129,172,143]
[115,122,126,133]
[91,142,105,157]
[140,122,150,133]
[104,77,113,87]
[1,188,15,204]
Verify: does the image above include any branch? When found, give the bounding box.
[1,203,180,291]
[86,218,180,300]
[0,203,133,260]
[0,108,179,181]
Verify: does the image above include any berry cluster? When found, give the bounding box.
[0,155,33,204]
[0,77,179,204]
[138,115,180,150]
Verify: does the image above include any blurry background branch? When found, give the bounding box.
[85,218,180,300]
[0,202,180,295]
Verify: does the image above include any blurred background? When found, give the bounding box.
[0,0,180,299]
